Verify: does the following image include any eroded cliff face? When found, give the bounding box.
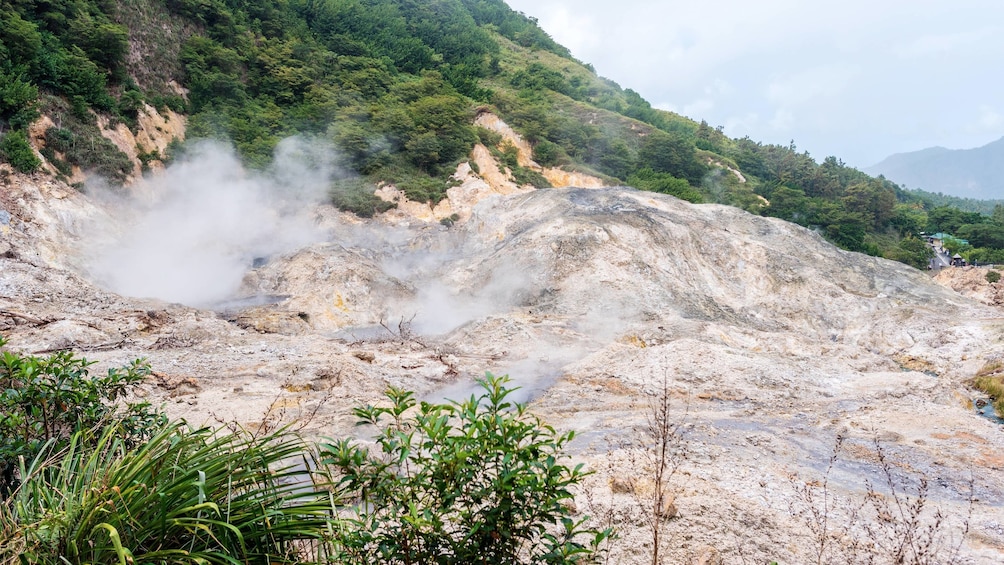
[934,265,1004,306]
[96,103,187,181]
[2,153,1004,563]
[375,112,607,223]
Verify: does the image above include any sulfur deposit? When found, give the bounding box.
[2,165,1004,563]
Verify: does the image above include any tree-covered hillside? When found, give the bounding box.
[2,0,1003,267]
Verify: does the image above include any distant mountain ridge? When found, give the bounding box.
[865,137,1004,199]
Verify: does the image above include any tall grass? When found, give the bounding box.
[0,422,337,564]
[973,360,1004,415]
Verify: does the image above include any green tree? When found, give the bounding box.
[889,204,927,237]
[842,180,896,229]
[957,223,1004,249]
[926,206,974,234]
[322,374,611,564]
[0,64,39,130]
[628,168,703,203]
[884,236,932,270]
[992,204,1004,226]
[637,130,706,185]
[0,130,40,173]
[764,185,809,223]
[0,11,42,67]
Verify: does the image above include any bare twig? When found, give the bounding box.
[789,435,849,565]
[631,375,688,565]
[790,434,975,565]
[379,314,425,347]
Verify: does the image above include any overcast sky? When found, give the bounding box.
[503,0,1004,169]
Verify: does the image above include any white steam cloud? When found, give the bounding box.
[87,138,334,306]
[410,266,534,335]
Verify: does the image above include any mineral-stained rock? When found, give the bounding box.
[3,172,1004,565]
[693,546,723,565]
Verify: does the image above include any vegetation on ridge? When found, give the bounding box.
[1,0,1003,266]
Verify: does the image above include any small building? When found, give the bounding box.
[952,253,967,267]
[929,233,950,247]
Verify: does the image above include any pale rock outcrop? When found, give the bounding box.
[933,265,1004,306]
[379,113,606,224]
[96,103,186,182]
[474,110,606,189]
[3,140,1004,564]
[475,111,538,168]
[542,168,605,188]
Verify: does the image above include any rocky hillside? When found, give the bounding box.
[5,0,987,267]
[4,1,1004,562]
[3,154,1004,562]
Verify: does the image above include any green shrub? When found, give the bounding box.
[628,168,703,204]
[533,139,562,167]
[476,126,502,147]
[0,130,40,173]
[43,125,133,183]
[321,374,612,564]
[987,270,1000,284]
[512,164,552,188]
[499,140,519,168]
[397,174,450,204]
[0,337,164,495]
[0,64,40,130]
[330,178,395,217]
[39,146,71,176]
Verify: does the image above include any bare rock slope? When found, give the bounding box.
[2,176,1004,563]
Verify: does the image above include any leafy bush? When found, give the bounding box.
[330,178,396,217]
[533,139,562,167]
[0,130,40,173]
[628,168,703,204]
[476,126,503,147]
[43,125,134,183]
[321,374,611,564]
[512,164,552,188]
[397,174,452,204]
[0,338,164,495]
[987,270,1001,284]
[0,64,39,130]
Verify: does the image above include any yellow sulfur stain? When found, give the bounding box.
[625,335,647,348]
[333,293,348,312]
[271,396,302,409]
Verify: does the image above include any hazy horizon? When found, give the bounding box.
[505,0,1004,170]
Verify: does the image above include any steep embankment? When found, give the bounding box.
[374,112,606,223]
[934,265,1004,306]
[3,160,1004,563]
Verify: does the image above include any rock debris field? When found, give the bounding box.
[3,171,1004,564]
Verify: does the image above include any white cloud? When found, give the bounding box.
[894,27,999,58]
[504,0,1004,166]
[682,98,715,117]
[766,64,859,107]
[968,105,1003,133]
[769,109,795,132]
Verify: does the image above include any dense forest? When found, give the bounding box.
[1,0,1003,267]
